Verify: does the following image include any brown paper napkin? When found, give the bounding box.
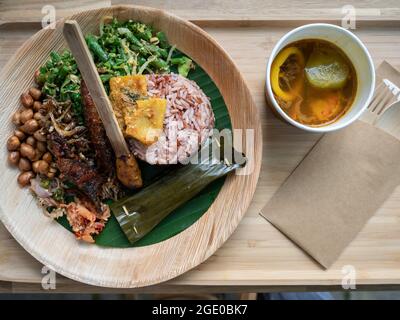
[261,61,400,268]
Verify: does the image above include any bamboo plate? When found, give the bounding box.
[0,5,262,288]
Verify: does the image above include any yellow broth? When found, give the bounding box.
[271,39,357,126]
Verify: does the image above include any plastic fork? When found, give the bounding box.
[362,81,398,125]
[375,101,400,138]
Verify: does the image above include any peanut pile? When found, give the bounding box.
[7,87,57,187]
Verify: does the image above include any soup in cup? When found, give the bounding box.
[266,23,375,132]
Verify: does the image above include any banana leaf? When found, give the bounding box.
[111,135,245,244]
[56,62,233,247]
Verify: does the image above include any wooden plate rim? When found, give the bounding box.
[0,5,262,288]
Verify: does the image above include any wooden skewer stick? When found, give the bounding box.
[63,20,142,189]
[63,20,127,157]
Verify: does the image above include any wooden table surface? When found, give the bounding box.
[1,1,400,293]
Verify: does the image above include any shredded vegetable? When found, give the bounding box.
[37,18,195,124]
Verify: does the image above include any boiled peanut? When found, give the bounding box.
[8,151,20,166]
[33,112,42,120]
[26,136,36,147]
[17,171,35,187]
[33,101,42,112]
[14,129,26,141]
[20,108,34,124]
[34,70,41,84]
[20,92,33,108]
[32,160,49,175]
[12,111,21,126]
[20,143,36,160]
[42,152,52,163]
[20,119,39,134]
[18,157,31,171]
[29,87,42,101]
[32,149,44,162]
[33,130,47,142]
[7,136,20,151]
[36,141,47,153]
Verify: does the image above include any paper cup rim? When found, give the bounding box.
[265,23,375,133]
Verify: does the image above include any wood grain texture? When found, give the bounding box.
[0,5,262,288]
[2,7,400,292]
[1,0,400,24]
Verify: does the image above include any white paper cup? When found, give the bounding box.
[265,23,375,133]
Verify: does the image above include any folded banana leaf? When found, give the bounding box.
[110,134,246,244]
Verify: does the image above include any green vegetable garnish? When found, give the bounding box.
[86,34,109,62]
[40,178,51,189]
[38,18,195,127]
[52,188,65,202]
[156,31,169,49]
[171,57,194,78]
[39,50,83,123]
[117,27,143,48]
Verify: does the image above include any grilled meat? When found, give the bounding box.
[81,80,115,177]
[56,158,105,204]
[47,82,124,210]
[48,131,105,205]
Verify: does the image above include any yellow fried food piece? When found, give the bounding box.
[109,75,147,95]
[109,75,148,131]
[124,98,167,146]
[109,91,127,130]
